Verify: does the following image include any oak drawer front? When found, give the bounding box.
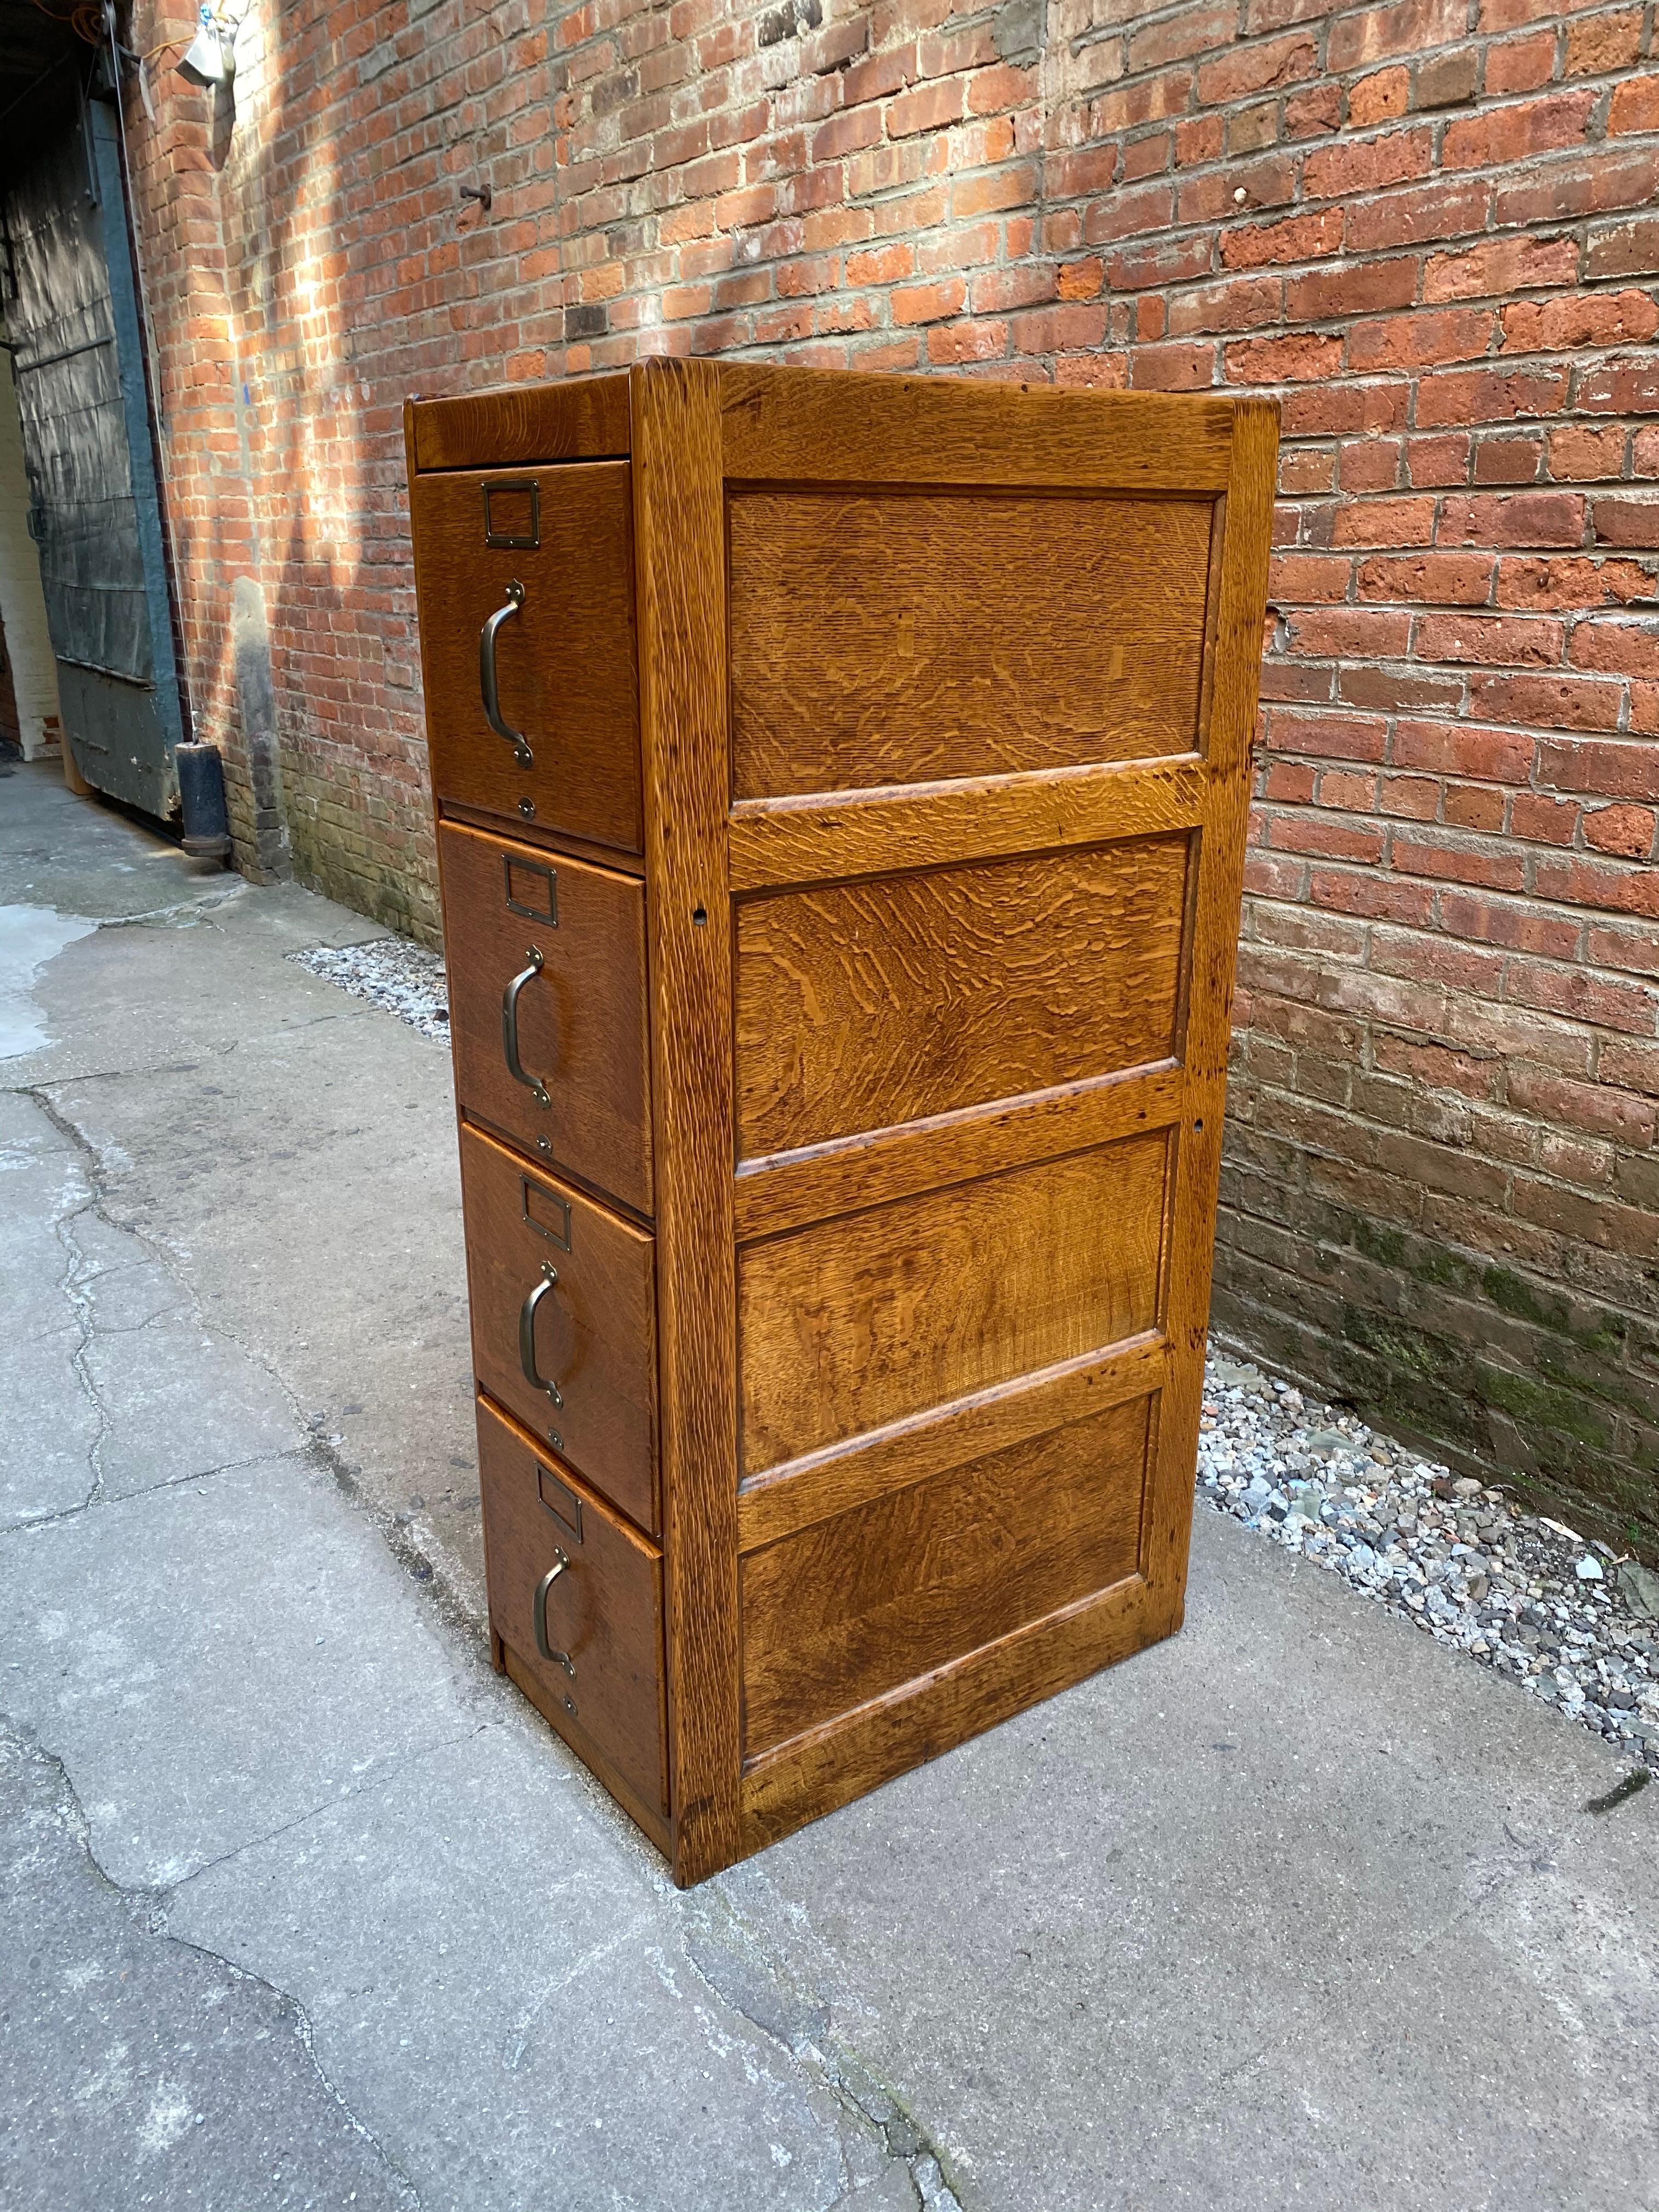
[729,488,1216,800]
[735,836,1190,1161]
[412,462,641,853]
[477,1393,668,1819]
[461,1124,658,1536]
[439,822,652,1217]
[740,1392,1154,1759]
[738,1130,1170,1477]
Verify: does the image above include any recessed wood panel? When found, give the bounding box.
[727,488,1215,800]
[460,1125,658,1534]
[413,461,640,852]
[738,1131,1169,1476]
[735,837,1188,1161]
[438,822,652,1217]
[477,1392,668,1822]
[739,1395,1153,1759]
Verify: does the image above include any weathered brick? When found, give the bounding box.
[1221,206,1344,269]
[1593,496,1659,548]
[1584,804,1658,857]
[1422,234,1581,303]
[1502,290,1659,354]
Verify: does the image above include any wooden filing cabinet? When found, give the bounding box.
[405,363,1278,1885]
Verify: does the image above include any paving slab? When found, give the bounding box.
[0,1451,475,1891]
[1,764,477,1607]
[168,1726,873,2212]
[0,1091,100,1526]
[0,1724,415,2212]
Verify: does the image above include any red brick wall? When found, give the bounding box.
[122,0,1659,1540]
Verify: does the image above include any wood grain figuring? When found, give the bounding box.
[740,1394,1152,1758]
[719,364,1237,493]
[630,358,744,1886]
[411,374,631,471]
[740,1566,1166,1854]
[729,488,1214,800]
[733,1063,1183,1244]
[738,1131,1170,1476]
[477,1391,668,1821]
[439,800,647,882]
[734,837,1188,1160]
[439,822,653,1217]
[736,1332,1167,1554]
[459,1125,658,1534]
[1140,401,1282,1626]
[727,755,1204,894]
[414,462,641,853]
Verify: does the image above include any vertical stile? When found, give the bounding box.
[1143,399,1282,1621]
[630,362,744,1884]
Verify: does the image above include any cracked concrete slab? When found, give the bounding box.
[79,1311,300,1500]
[0,1725,416,2212]
[0,1096,100,1526]
[5,760,1659,2212]
[0,1325,99,1528]
[0,785,478,1606]
[40,1012,480,1603]
[168,1722,872,2212]
[0,1452,478,1890]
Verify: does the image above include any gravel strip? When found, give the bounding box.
[1200,1350,1659,1774]
[289,938,450,1041]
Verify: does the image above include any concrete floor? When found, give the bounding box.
[2,755,1656,2212]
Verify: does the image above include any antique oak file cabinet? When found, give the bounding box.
[404,364,1278,1884]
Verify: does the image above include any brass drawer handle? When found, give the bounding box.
[519,1261,565,1409]
[533,1551,575,1678]
[501,946,551,1106]
[479,580,533,769]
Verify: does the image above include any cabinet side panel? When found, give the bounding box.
[729,489,1214,797]
[739,1394,1153,1759]
[734,836,1188,1160]
[632,361,743,1886]
[739,1131,1170,1476]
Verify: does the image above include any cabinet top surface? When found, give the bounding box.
[405,361,1273,486]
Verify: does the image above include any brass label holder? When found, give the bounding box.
[482,476,540,549]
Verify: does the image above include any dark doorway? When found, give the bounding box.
[1,24,187,818]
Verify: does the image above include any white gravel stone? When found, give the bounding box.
[289,938,450,1041]
[1199,1347,1659,1774]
